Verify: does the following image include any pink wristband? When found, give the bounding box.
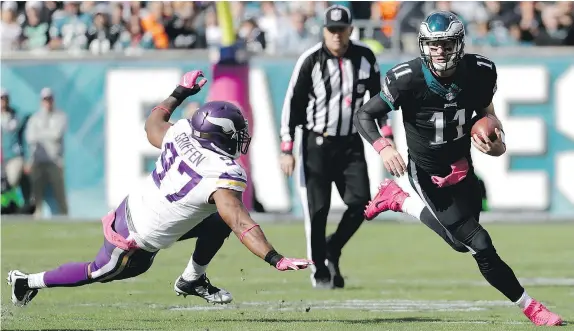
[239,224,260,243]
[280,141,293,153]
[373,137,392,154]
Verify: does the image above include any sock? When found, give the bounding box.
[182,259,207,281]
[28,272,47,289]
[401,196,425,219]
[515,291,533,310]
[42,262,91,288]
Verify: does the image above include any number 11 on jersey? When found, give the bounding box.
[429,108,466,145]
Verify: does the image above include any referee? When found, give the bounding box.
[279,5,383,289]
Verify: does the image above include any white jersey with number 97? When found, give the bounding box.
[127,119,247,250]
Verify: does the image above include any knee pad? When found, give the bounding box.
[451,218,494,254]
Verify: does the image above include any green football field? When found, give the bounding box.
[1,221,572,330]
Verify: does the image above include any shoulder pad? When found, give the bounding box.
[384,58,420,91]
[465,54,497,74]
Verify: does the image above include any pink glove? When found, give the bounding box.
[431,158,469,188]
[275,257,314,271]
[174,71,208,99]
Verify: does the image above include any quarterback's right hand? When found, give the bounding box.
[380,146,406,177]
[275,257,313,271]
[280,154,295,177]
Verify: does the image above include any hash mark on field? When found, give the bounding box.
[168,299,512,313]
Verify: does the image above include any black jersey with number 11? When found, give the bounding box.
[379,54,498,175]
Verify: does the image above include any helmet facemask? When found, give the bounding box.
[419,37,464,72]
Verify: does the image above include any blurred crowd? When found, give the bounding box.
[1,1,573,56]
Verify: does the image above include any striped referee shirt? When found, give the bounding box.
[280,41,382,143]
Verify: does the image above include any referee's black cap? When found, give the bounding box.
[324,5,352,28]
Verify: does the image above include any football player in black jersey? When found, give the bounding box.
[354,11,564,326]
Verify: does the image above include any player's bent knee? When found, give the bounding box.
[451,218,494,254]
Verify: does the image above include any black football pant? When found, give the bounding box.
[407,159,524,302]
[299,131,370,276]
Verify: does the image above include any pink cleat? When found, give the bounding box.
[523,299,564,326]
[364,179,409,221]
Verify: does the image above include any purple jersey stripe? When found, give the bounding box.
[219,172,247,183]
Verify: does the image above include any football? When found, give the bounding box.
[471,114,501,143]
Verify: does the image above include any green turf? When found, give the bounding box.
[1,221,573,330]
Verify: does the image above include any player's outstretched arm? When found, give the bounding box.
[145,71,207,149]
[213,188,313,271]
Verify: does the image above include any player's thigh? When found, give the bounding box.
[177,213,231,242]
[407,171,466,251]
[335,149,370,206]
[90,199,158,282]
[407,161,470,228]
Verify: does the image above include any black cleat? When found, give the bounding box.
[174,274,232,304]
[326,256,345,289]
[311,267,334,289]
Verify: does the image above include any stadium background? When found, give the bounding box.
[2,2,574,330]
[2,0,573,221]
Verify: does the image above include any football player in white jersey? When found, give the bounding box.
[7,70,313,307]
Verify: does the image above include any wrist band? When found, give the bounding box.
[373,137,392,154]
[264,249,284,267]
[280,141,293,153]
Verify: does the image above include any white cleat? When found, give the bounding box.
[6,270,38,307]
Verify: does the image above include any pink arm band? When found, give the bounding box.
[239,224,261,243]
[152,106,171,115]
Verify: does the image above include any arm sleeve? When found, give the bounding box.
[353,70,402,145]
[279,53,313,143]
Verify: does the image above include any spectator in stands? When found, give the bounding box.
[108,3,125,40]
[237,18,266,53]
[114,15,154,53]
[49,1,91,50]
[279,10,319,55]
[257,1,282,54]
[535,4,570,45]
[19,1,50,50]
[141,1,169,49]
[203,6,221,48]
[25,88,68,218]
[1,1,21,51]
[86,5,120,54]
[1,88,28,204]
[168,3,206,49]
